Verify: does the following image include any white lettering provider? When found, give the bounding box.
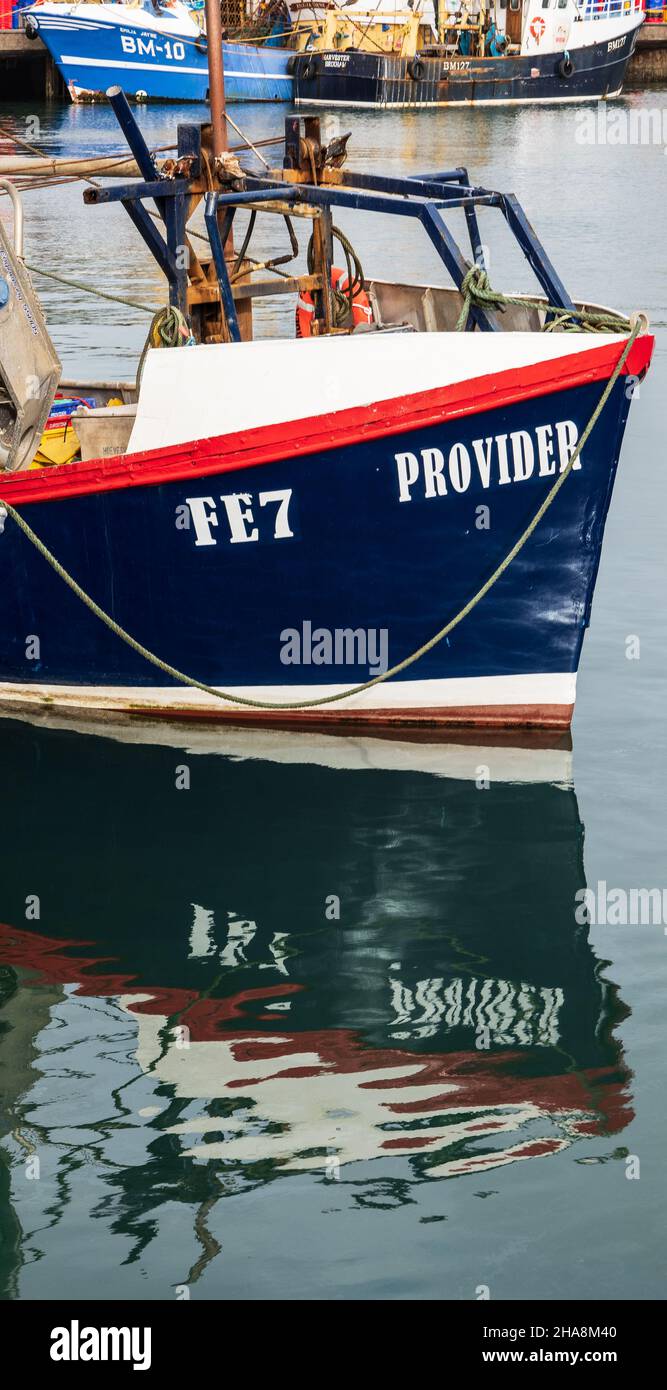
[395,419,580,502]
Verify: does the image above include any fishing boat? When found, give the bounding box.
[0,80,653,731]
[22,0,297,102]
[292,0,646,108]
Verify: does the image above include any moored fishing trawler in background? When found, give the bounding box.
[23,0,299,101]
[293,0,646,107]
[0,80,653,731]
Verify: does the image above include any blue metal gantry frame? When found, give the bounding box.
[83,87,200,320]
[86,94,575,342]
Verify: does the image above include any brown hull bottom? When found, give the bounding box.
[137,702,575,732]
[0,689,574,734]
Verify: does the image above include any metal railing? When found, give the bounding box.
[577,0,644,18]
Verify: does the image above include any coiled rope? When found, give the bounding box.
[306,224,365,329]
[136,306,194,390]
[0,316,643,713]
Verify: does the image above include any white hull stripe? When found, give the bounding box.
[62,54,292,79]
[36,21,104,29]
[0,673,576,716]
[297,90,624,109]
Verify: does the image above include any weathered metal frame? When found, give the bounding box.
[204,172,574,342]
[84,87,200,319]
[88,99,575,340]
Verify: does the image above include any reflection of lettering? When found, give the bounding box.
[189,904,216,959]
[188,911,292,975]
[219,915,258,969]
[259,932,290,976]
[388,974,564,1047]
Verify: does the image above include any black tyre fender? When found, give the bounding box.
[558,54,574,79]
[24,15,39,39]
[287,53,298,74]
[195,34,208,54]
[301,54,319,82]
[408,57,425,81]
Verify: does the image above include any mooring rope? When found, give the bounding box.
[0,316,643,712]
[24,262,155,313]
[455,265,635,336]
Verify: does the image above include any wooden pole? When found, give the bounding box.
[0,138,284,182]
[0,155,146,178]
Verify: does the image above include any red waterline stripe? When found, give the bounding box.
[2,335,653,507]
[15,700,572,731]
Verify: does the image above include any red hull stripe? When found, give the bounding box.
[3,334,653,507]
[69,701,575,732]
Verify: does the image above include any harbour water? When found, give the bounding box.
[0,90,666,1302]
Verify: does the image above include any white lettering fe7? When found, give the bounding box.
[185,489,294,547]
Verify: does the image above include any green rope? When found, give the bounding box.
[306,224,365,329]
[149,305,192,348]
[25,263,155,314]
[136,306,194,391]
[0,317,643,713]
[455,265,634,337]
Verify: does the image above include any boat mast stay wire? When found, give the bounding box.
[0,113,286,305]
[23,263,156,314]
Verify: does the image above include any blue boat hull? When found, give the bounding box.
[28,10,294,102]
[0,344,647,729]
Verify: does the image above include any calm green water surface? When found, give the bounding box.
[0,91,666,1301]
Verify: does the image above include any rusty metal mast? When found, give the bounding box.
[204,0,228,158]
[203,0,255,338]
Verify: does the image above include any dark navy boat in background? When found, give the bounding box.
[294,0,645,108]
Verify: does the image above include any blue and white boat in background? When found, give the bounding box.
[23,0,295,102]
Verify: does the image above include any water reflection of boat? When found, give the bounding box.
[0,716,632,1268]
